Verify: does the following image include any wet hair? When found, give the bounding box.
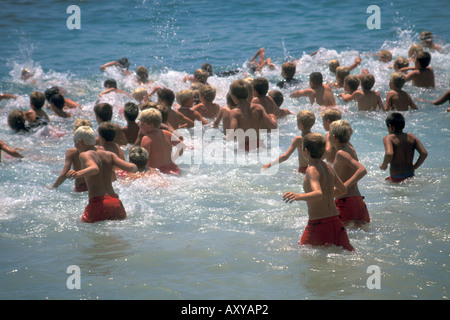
[344,75,360,91]
[194,69,209,84]
[8,110,28,132]
[385,112,405,131]
[419,31,433,42]
[136,66,149,83]
[104,78,117,89]
[229,79,249,100]
[124,102,139,121]
[303,133,326,159]
[297,110,316,130]
[390,72,406,89]
[129,146,148,170]
[393,57,409,71]
[139,108,162,128]
[335,67,349,81]
[379,50,392,62]
[268,90,284,107]
[117,58,130,70]
[328,59,340,73]
[74,126,96,146]
[44,86,60,102]
[281,62,296,79]
[416,51,431,68]
[98,122,116,142]
[30,91,46,109]
[94,103,113,121]
[253,77,269,96]
[330,120,353,143]
[132,87,148,101]
[360,73,376,91]
[73,118,92,131]
[310,72,323,86]
[199,85,216,102]
[176,90,194,107]
[157,88,175,107]
[201,63,213,76]
[321,108,341,123]
[50,93,65,109]
[139,101,157,111]
[408,44,423,58]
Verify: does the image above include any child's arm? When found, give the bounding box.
[333,167,347,198]
[408,93,418,110]
[347,57,362,71]
[0,93,17,101]
[380,136,393,170]
[339,91,362,103]
[195,111,209,125]
[262,136,300,169]
[49,150,74,188]
[432,90,450,105]
[384,92,393,111]
[0,140,23,159]
[111,152,138,173]
[212,109,224,128]
[375,92,384,110]
[335,150,367,189]
[67,153,99,179]
[290,89,313,99]
[283,166,323,203]
[412,134,428,171]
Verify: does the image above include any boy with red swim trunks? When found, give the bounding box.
[283,133,354,251]
[380,112,427,183]
[330,120,370,228]
[66,126,137,223]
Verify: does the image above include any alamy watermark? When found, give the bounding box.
[66,5,81,30]
[366,5,381,29]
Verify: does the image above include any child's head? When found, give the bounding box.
[30,91,46,110]
[73,118,92,131]
[157,88,175,107]
[129,146,148,171]
[201,63,213,76]
[132,87,148,102]
[385,112,405,132]
[74,126,96,146]
[226,92,237,108]
[419,31,433,47]
[139,101,157,111]
[268,90,283,107]
[94,103,113,122]
[321,108,341,131]
[44,86,60,102]
[309,72,323,87]
[253,77,269,96]
[117,58,130,70]
[104,78,117,89]
[408,44,423,59]
[335,67,349,82]
[199,85,216,102]
[328,59,340,73]
[50,93,65,109]
[230,79,249,100]
[98,121,116,142]
[176,89,194,107]
[416,51,431,68]
[330,119,353,143]
[360,73,376,91]
[390,72,406,90]
[393,57,409,71]
[124,102,139,122]
[136,66,149,83]
[194,69,209,84]
[303,133,326,159]
[378,50,392,63]
[344,75,360,92]
[297,110,315,131]
[139,108,162,129]
[281,62,296,79]
[8,110,28,132]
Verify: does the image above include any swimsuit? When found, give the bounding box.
[158,163,181,175]
[386,172,415,183]
[297,166,307,174]
[300,215,355,251]
[81,194,126,223]
[73,183,88,192]
[335,196,370,223]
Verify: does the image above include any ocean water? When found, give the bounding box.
[0,0,449,300]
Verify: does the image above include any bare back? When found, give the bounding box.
[141,129,175,169]
[81,149,116,199]
[312,85,336,107]
[386,90,414,111]
[386,132,418,176]
[358,90,383,111]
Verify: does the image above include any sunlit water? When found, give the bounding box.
[0,0,449,300]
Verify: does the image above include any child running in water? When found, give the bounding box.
[283,133,354,251]
[385,72,418,111]
[330,120,370,228]
[66,126,137,223]
[380,113,428,182]
[262,110,315,173]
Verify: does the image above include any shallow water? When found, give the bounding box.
[0,0,449,300]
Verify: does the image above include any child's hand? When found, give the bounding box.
[66,170,78,180]
[379,163,388,170]
[283,192,301,203]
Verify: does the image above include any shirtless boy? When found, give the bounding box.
[262,110,315,173]
[339,74,383,111]
[25,91,50,125]
[212,91,237,132]
[121,102,140,144]
[290,72,336,107]
[252,77,280,118]
[403,51,435,88]
[330,120,370,227]
[227,79,277,151]
[66,126,137,223]
[157,87,194,130]
[380,112,428,182]
[0,139,23,163]
[192,85,221,119]
[385,72,418,111]
[321,108,342,163]
[94,102,128,145]
[282,133,354,251]
[175,89,209,127]
[139,108,184,175]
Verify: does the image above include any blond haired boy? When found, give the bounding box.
[262,110,315,173]
[193,85,221,119]
[321,108,342,162]
[139,108,184,175]
[283,132,354,251]
[385,72,418,111]
[339,74,383,111]
[330,120,370,227]
[176,89,209,127]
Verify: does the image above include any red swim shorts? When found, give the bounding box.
[158,163,181,175]
[335,196,370,223]
[81,194,127,223]
[300,215,355,251]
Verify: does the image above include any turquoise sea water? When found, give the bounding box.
[0,0,449,300]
